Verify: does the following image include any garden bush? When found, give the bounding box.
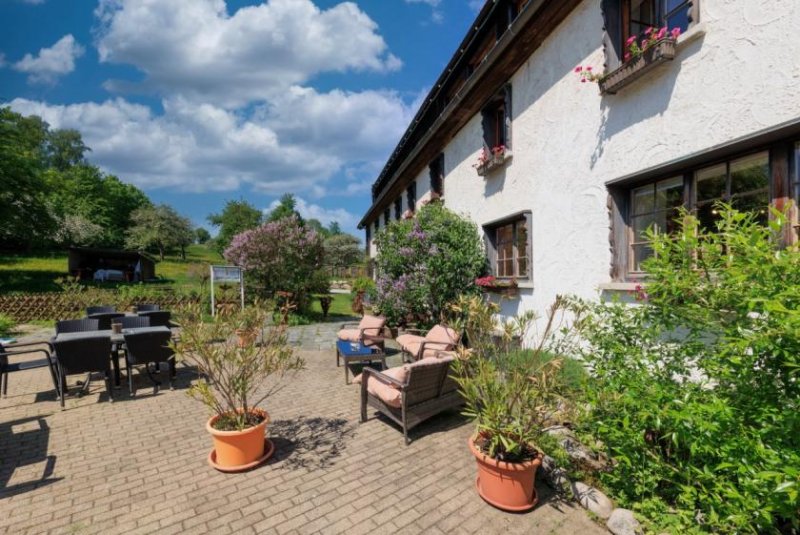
[224,216,327,313]
[568,205,800,533]
[0,313,14,336]
[374,202,485,327]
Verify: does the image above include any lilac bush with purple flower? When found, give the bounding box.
[374,203,486,327]
[224,215,326,312]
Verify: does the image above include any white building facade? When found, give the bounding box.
[360,0,800,319]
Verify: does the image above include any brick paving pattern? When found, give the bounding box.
[0,324,605,535]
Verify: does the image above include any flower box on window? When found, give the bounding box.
[475,276,519,297]
[599,37,676,95]
[473,146,512,177]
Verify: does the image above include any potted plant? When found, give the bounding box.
[475,275,519,297]
[172,303,304,471]
[451,296,570,511]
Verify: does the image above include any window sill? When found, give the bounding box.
[480,284,520,297]
[598,282,644,292]
[475,150,513,177]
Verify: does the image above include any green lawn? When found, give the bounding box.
[0,244,223,294]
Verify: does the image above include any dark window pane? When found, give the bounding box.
[696,164,727,201]
[666,9,690,32]
[631,244,654,272]
[732,191,769,224]
[656,177,684,210]
[633,214,656,240]
[632,185,654,215]
[516,220,528,253]
[497,224,513,245]
[630,0,658,25]
[696,203,720,232]
[666,0,689,12]
[517,257,528,278]
[730,152,769,195]
[660,207,683,235]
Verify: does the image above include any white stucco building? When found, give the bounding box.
[359,0,800,319]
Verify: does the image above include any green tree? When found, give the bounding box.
[266,193,303,223]
[0,107,54,249]
[305,218,330,238]
[327,221,342,235]
[126,204,194,260]
[46,128,89,170]
[195,227,211,244]
[207,199,262,254]
[324,233,362,270]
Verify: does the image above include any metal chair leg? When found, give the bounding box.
[1,372,7,397]
[127,361,135,397]
[105,369,113,402]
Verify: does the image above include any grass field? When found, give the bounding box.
[0,245,224,294]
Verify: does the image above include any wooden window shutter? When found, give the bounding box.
[503,84,512,150]
[601,0,623,71]
[481,107,493,151]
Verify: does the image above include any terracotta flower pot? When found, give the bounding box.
[207,409,269,468]
[469,436,542,512]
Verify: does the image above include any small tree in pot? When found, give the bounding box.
[450,295,580,511]
[172,303,304,471]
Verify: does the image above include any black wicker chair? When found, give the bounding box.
[0,341,58,398]
[119,316,150,329]
[86,305,115,315]
[123,330,175,396]
[134,304,160,312]
[52,335,114,408]
[136,310,171,327]
[87,312,125,330]
[55,318,99,334]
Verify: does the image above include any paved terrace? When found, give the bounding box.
[0,321,604,534]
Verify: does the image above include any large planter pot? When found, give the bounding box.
[207,408,272,471]
[469,437,542,512]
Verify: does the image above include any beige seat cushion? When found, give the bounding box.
[359,315,386,337]
[353,365,409,408]
[425,325,459,346]
[337,328,378,346]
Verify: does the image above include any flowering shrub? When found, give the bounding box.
[224,216,326,312]
[374,203,486,327]
[575,25,682,83]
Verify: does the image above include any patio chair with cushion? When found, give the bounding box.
[358,354,462,444]
[119,316,150,329]
[396,324,460,362]
[0,341,58,398]
[88,312,125,330]
[86,305,115,315]
[52,335,114,408]
[123,330,175,396]
[337,315,387,350]
[136,310,171,328]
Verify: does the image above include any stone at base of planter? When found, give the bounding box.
[541,455,570,492]
[571,481,614,519]
[607,508,643,535]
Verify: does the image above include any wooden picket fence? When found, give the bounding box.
[0,293,201,322]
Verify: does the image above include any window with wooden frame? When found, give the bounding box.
[484,212,531,280]
[365,227,371,256]
[602,0,698,69]
[429,153,444,197]
[394,197,402,220]
[481,85,512,152]
[629,176,684,272]
[374,219,379,234]
[406,182,416,213]
[384,208,391,227]
[695,152,769,231]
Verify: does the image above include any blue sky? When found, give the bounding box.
[0,0,482,237]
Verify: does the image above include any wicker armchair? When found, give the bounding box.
[337,315,387,350]
[0,341,58,398]
[360,355,462,444]
[396,325,460,362]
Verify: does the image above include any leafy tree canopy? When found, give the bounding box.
[126,204,194,260]
[207,199,263,254]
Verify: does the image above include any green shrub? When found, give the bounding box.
[374,202,486,327]
[0,313,14,336]
[568,205,800,534]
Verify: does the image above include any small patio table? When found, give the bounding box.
[336,339,386,385]
[54,327,172,387]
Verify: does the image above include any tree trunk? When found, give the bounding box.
[159,247,164,261]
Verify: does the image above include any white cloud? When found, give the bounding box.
[9,89,414,195]
[94,0,402,107]
[404,0,443,23]
[266,197,358,231]
[13,34,84,84]
[0,53,6,67]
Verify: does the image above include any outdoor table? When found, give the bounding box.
[53,327,172,387]
[336,339,386,385]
